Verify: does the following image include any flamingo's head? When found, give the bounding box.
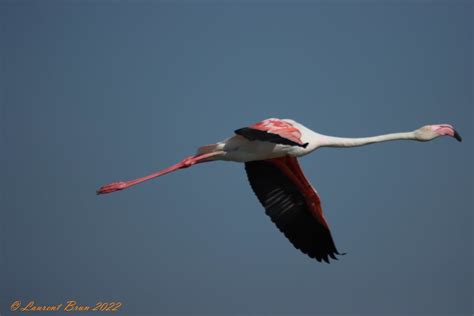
[415,124,462,142]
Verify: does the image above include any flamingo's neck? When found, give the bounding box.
[315,131,417,148]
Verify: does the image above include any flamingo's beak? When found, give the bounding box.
[432,125,462,142]
[453,129,462,142]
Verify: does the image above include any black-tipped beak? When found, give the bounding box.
[453,129,462,142]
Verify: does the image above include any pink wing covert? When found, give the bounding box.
[249,119,306,146]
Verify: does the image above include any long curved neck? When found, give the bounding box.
[316,131,417,148]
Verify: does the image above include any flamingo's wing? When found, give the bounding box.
[244,156,342,262]
[235,118,308,148]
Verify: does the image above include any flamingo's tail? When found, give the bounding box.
[196,143,222,155]
[96,151,223,195]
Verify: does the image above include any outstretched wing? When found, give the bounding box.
[235,118,308,148]
[244,156,342,262]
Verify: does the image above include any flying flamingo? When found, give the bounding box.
[97,118,462,263]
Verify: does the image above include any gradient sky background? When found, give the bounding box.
[1,1,472,315]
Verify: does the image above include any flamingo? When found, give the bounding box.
[97,118,462,263]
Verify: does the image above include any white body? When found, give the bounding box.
[202,119,317,162]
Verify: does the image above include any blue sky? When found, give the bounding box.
[1,2,472,315]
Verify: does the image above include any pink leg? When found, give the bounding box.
[96,152,221,195]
